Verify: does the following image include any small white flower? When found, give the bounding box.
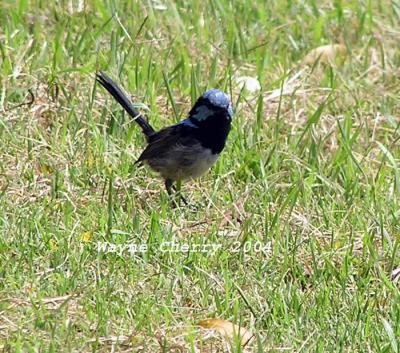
[235,76,261,95]
[151,0,167,10]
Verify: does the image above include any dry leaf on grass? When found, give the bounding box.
[264,69,305,102]
[198,318,254,346]
[302,44,346,66]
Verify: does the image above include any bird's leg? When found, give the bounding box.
[165,178,178,207]
[174,180,188,206]
[164,179,188,206]
[165,179,174,196]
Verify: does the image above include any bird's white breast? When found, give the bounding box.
[148,143,219,181]
[185,148,219,179]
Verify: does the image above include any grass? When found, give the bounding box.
[0,0,399,351]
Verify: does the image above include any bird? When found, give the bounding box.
[96,71,233,203]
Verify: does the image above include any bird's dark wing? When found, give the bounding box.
[137,125,198,163]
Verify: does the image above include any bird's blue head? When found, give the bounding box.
[188,89,234,125]
[177,89,233,154]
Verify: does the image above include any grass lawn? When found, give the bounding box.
[1,0,399,351]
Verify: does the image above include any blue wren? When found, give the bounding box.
[96,72,233,202]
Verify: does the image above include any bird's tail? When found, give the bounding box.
[96,71,156,139]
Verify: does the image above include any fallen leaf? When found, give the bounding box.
[302,44,346,66]
[264,69,305,101]
[220,201,246,227]
[198,318,254,346]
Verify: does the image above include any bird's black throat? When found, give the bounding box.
[191,113,231,154]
